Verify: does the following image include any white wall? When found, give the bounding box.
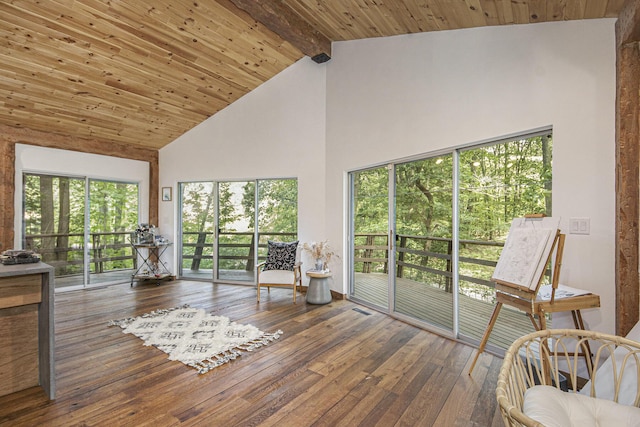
[325,19,616,333]
[159,57,328,275]
[14,144,150,246]
[160,19,616,334]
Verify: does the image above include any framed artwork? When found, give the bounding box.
[162,187,172,202]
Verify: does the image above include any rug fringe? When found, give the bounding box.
[189,349,244,374]
[238,330,283,352]
[191,330,284,373]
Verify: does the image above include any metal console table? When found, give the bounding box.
[130,241,174,286]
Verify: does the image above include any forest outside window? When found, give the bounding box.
[23,174,139,289]
[179,178,298,283]
[349,130,552,352]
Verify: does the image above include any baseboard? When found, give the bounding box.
[300,286,345,301]
[330,290,346,300]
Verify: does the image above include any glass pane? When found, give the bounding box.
[458,134,552,350]
[351,167,390,310]
[180,182,215,280]
[218,181,255,283]
[395,155,454,330]
[257,179,298,261]
[88,180,139,285]
[23,173,86,289]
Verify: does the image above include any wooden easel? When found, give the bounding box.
[468,217,600,375]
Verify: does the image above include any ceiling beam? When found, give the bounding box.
[617,0,640,44]
[228,0,332,63]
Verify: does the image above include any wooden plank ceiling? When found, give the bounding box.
[0,0,625,150]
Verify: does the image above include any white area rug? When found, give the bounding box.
[108,304,282,374]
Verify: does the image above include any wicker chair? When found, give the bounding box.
[496,329,640,427]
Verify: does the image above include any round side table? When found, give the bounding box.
[305,271,333,304]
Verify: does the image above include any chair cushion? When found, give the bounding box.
[579,321,640,405]
[259,269,295,285]
[523,385,640,427]
[263,240,298,271]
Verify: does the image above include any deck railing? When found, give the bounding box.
[24,231,136,276]
[22,230,506,298]
[22,230,299,279]
[181,231,504,290]
[181,231,298,272]
[354,232,505,298]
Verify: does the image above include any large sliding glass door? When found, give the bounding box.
[457,135,552,350]
[179,179,298,284]
[394,155,453,330]
[349,156,455,334]
[351,166,390,310]
[217,181,255,283]
[24,174,86,288]
[348,131,552,350]
[88,180,139,285]
[257,179,298,267]
[179,182,216,280]
[23,173,139,289]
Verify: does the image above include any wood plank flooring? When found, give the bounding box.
[0,280,504,426]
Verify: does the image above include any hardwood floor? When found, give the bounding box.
[0,280,504,426]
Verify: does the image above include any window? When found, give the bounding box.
[349,130,552,351]
[23,173,139,289]
[179,178,298,283]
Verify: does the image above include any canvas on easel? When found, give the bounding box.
[491,216,560,292]
[468,216,600,375]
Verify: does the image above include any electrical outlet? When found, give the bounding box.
[569,217,590,235]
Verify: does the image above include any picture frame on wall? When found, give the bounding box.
[162,187,172,202]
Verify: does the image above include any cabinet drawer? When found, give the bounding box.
[0,304,39,397]
[0,275,42,310]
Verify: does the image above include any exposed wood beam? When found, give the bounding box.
[0,140,16,251]
[228,0,332,63]
[615,0,640,336]
[617,0,640,44]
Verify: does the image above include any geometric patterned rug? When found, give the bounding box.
[108,304,282,374]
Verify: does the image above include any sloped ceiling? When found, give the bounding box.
[0,0,625,149]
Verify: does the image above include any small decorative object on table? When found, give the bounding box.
[0,249,40,265]
[302,240,339,272]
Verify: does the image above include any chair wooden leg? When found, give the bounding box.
[469,302,503,375]
[257,269,261,302]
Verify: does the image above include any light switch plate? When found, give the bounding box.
[569,217,590,235]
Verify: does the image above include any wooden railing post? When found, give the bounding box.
[191,231,207,271]
[246,234,255,271]
[92,234,102,273]
[364,235,374,273]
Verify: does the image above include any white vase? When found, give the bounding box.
[315,259,324,271]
